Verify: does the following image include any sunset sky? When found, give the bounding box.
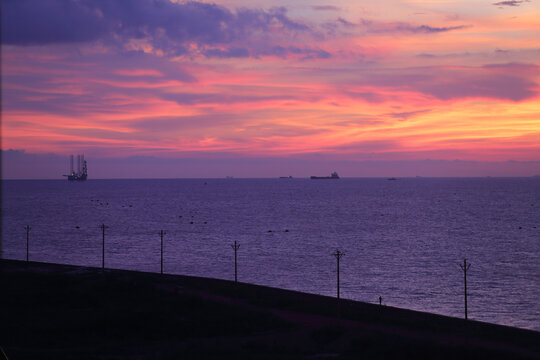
[2,0,540,178]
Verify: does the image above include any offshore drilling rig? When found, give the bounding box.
[63,154,88,181]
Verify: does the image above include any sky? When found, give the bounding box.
[1,0,540,178]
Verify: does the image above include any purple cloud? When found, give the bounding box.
[340,18,468,34]
[312,5,341,11]
[203,47,251,58]
[420,74,536,101]
[344,64,539,102]
[1,50,197,116]
[387,110,431,121]
[493,0,530,6]
[160,93,297,106]
[417,53,437,58]
[483,62,539,72]
[336,17,357,28]
[372,22,467,34]
[127,114,243,132]
[343,91,387,103]
[1,0,314,58]
[201,44,331,60]
[258,45,331,59]
[1,0,108,45]
[411,24,467,33]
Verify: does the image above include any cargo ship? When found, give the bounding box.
[310,172,340,180]
[63,154,87,181]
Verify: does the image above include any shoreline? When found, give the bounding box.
[2,259,539,359]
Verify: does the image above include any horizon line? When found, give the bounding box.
[3,175,540,181]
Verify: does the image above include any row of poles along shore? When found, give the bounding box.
[22,224,472,320]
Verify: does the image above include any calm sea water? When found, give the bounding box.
[2,178,539,330]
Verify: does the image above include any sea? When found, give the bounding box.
[2,178,539,331]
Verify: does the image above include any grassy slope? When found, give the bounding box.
[1,259,539,359]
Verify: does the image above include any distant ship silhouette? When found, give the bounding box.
[310,172,340,179]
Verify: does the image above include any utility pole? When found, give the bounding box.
[24,225,31,262]
[231,240,240,282]
[159,230,166,274]
[100,224,108,269]
[333,249,345,299]
[459,258,471,320]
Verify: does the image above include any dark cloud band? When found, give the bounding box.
[1,0,312,58]
[493,0,530,7]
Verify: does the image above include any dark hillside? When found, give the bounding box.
[1,260,539,359]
